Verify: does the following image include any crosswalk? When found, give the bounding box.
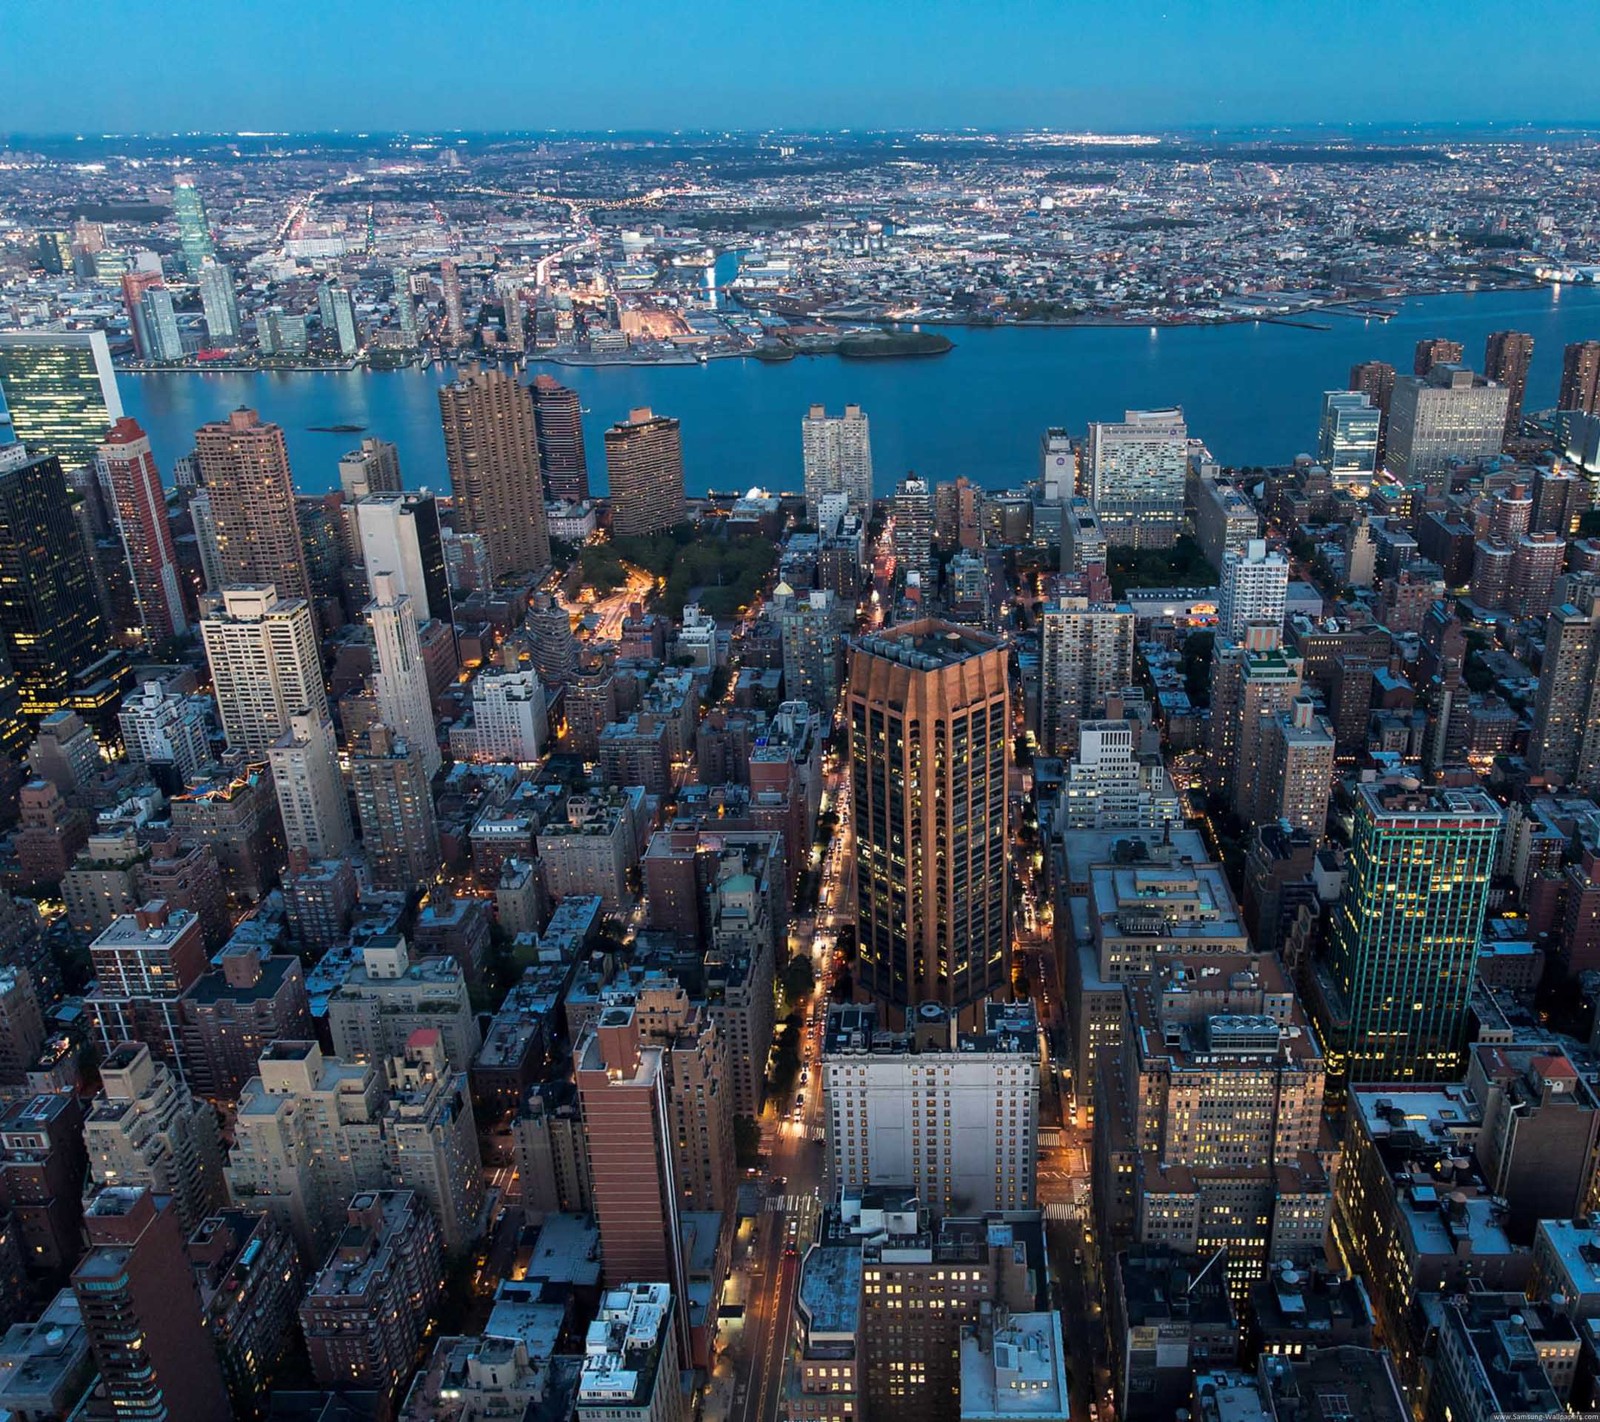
[764,1194,814,1213]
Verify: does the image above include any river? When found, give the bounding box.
[121,285,1600,499]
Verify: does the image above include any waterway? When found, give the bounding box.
[121,285,1600,500]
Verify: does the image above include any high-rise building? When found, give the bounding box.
[1349,359,1397,466]
[822,1001,1037,1213]
[120,271,166,362]
[326,281,358,356]
[777,586,842,710]
[326,937,479,1071]
[172,178,216,276]
[1258,696,1336,835]
[525,591,580,687]
[392,268,419,347]
[438,365,551,578]
[339,436,403,499]
[1560,340,1600,415]
[1217,538,1289,641]
[0,966,45,1089]
[85,901,210,1073]
[140,285,184,362]
[367,572,441,780]
[1483,330,1534,438]
[72,1188,231,1422]
[97,418,187,642]
[196,258,240,345]
[355,491,450,624]
[849,622,1010,1024]
[440,258,466,345]
[801,403,873,512]
[531,374,590,503]
[194,407,312,602]
[1314,777,1500,1083]
[890,475,936,584]
[470,665,547,764]
[119,680,212,781]
[1061,717,1183,831]
[605,406,687,538]
[576,1284,686,1422]
[1528,601,1600,788]
[1208,625,1304,820]
[1086,408,1188,549]
[0,331,123,471]
[0,448,111,723]
[268,711,352,860]
[1037,597,1136,755]
[381,1030,485,1255]
[1414,336,1464,377]
[1385,366,1510,490]
[1318,390,1380,488]
[199,584,326,754]
[350,724,440,891]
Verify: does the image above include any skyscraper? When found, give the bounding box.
[440,258,466,345]
[1085,408,1188,549]
[338,436,403,499]
[801,403,873,512]
[72,1188,231,1422]
[1348,360,1397,466]
[355,491,450,623]
[326,281,358,356]
[367,572,441,780]
[196,258,241,345]
[849,621,1010,1024]
[120,271,166,361]
[195,407,312,601]
[1217,538,1289,641]
[1483,330,1534,439]
[0,447,111,722]
[1317,390,1381,488]
[140,285,184,361]
[1258,696,1336,835]
[199,585,327,754]
[1316,777,1500,1083]
[392,267,419,347]
[0,331,123,470]
[1413,336,1464,377]
[1384,366,1510,490]
[1529,601,1600,787]
[438,366,551,578]
[172,178,216,276]
[531,374,590,503]
[97,418,187,642]
[1037,596,1136,755]
[605,407,687,538]
[1208,624,1304,820]
[1560,341,1600,415]
[268,711,353,859]
[350,723,440,891]
[890,474,936,584]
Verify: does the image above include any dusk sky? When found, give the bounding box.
[3,0,1597,135]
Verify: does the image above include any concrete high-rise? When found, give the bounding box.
[1037,597,1135,755]
[440,258,466,345]
[197,258,241,345]
[1385,366,1510,490]
[392,268,419,346]
[120,271,165,362]
[0,331,123,471]
[1484,330,1534,438]
[172,177,216,276]
[194,407,312,602]
[1349,360,1397,466]
[97,417,187,641]
[350,723,440,891]
[1217,538,1289,641]
[1086,408,1188,549]
[438,365,550,578]
[1314,777,1500,1083]
[85,902,210,1074]
[339,436,402,499]
[1318,390,1380,489]
[1529,601,1600,788]
[140,285,184,362]
[1258,696,1336,835]
[0,447,111,724]
[605,407,686,538]
[890,475,936,584]
[355,491,450,624]
[1414,337,1464,377]
[531,374,590,503]
[1560,340,1600,415]
[72,1188,230,1422]
[268,711,353,859]
[801,403,873,513]
[849,622,1010,1024]
[1208,624,1304,821]
[200,584,326,754]
[367,572,441,779]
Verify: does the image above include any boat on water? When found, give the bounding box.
[307,423,366,433]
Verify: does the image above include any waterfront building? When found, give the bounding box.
[196,258,240,344]
[172,177,215,274]
[849,621,1009,1024]
[199,584,327,754]
[194,407,312,601]
[367,572,441,779]
[1484,330,1535,438]
[1414,336,1464,376]
[440,258,466,345]
[801,403,873,513]
[438,365,551,578]
[1560,340,1600,415]
[532,374,590,503]
[1086,408,1188,549]
[605,406,686,538]
[0,331,122,471]
[1384,366,1510,491]
[339,436,403,499]
[1217,538,1289,641]
[121,271,165,361]
[268,711,353,860]
[96,418,187,641]
[1313,776,1500,1083]
[72,1188,231,1422]
[1318,390,1381,489]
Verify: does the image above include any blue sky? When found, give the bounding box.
[2,0,1595,134]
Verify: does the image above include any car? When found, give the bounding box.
[795,1092,804,1107]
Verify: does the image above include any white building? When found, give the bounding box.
[822,1001,1038,1215]
[199,585,327,754]
[959,1311,1071,1422]
[1062,719,1183,832]
[355,492,445,621]
[1086,409,1188,549]
[471,668,547,764]
[1386,365,1510,490]
[367,573,441,780]
[268,711,353,859]
[1217,539,1289,641]
[1037,597,1136,755]
[802,404,873,513]
[118,680,213,780]
[576,1283,685,1422]
[326,936,481,1072]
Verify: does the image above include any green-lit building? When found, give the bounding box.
[0,447,112,725]
[1312,776,1501,1086]
[173,179,216,276]
[0,331,123,471]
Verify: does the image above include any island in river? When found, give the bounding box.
[752,330,954,362]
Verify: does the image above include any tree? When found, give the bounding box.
[830,968,854,1003]
[734,1115,762,1170]
[781,953,816,1005]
